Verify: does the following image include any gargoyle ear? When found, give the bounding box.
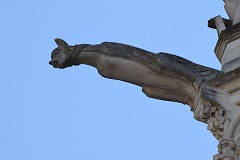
[54,38,69,51]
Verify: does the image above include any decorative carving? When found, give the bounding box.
[214,139,240,160]
[224,0,240,25]
[47,0,240,158]
[49,39,230,160]
[49,39,221,109]
[197,102,224,141]
[208,109,225,141]
[49,20,240,160]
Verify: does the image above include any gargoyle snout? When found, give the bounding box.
[49,61,53,65]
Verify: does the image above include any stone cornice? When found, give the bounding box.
[214,23,240,63]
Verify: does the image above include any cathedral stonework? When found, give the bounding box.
[49,1,240,159]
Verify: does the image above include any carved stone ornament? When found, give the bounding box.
[49,2,240,159]
[196,102,225,141]
[214,139,240,160]
[49,37,240,159]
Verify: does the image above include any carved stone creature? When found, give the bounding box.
[49,36,240,159]
[49,38,221,109]
[49,2,240,159]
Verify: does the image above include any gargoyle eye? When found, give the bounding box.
[51,51,61,58]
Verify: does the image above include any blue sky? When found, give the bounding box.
[1,0,228,160]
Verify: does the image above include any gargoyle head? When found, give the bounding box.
[49,38,74,69]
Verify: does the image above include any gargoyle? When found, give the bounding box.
[49,1,240,158]
[49,38,222,110]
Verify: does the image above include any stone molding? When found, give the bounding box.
[214,23,240,63]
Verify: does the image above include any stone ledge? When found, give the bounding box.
[215,23,240,64]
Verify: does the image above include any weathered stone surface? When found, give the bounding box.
[233,2,240,25]
[214,23,240,72]
[49,38,221,108]
[49,36,240,159]
[214,16,227,35]
[223,0,240,25]
[208,17,232,30]
[224,0,238,21]
[49,2,240,159]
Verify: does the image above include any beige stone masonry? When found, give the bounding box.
[215,23,240,72]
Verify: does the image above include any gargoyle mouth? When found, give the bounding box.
[49,60,61,68]
[49,59,74,69]
[49,60,53,65]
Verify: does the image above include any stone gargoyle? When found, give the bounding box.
[51,38,240,159]
[49,38,221,110]
[49,1,240,158]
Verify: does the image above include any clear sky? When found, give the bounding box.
[1,0,228,160]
